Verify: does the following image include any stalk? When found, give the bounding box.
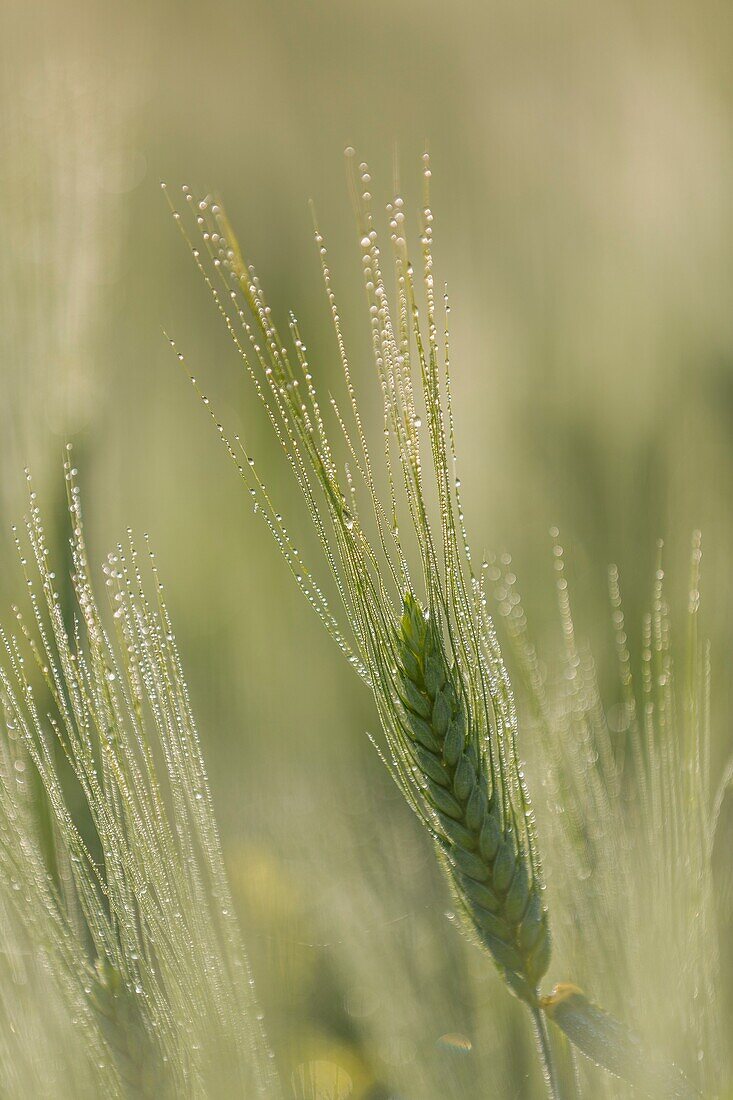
[531,1004,562,1100]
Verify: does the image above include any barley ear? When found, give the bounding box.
[396,594,551,1007]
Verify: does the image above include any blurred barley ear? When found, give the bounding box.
[489,530,723,1098]
[0,456,281,1098]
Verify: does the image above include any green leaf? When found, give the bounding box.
[541,985,700,1099]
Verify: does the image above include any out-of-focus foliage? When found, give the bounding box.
[0,470,279,1097]
[2,1,733,1096]
[494,534,726,1096]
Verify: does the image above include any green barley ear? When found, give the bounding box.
[169,154,560,1091]
[395,593,550,1005]
[169,161,550,1004]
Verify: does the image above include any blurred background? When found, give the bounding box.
[1,1,732,1095]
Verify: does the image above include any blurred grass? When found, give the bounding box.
[2,0,733,1094]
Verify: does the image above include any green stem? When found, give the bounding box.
[530,1003,563,1100]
